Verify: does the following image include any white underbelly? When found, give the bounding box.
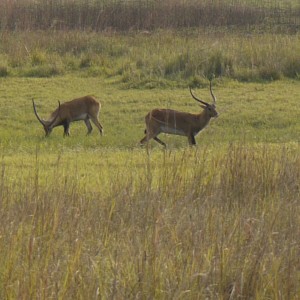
[161,126,186,136]
[73,113,88,121]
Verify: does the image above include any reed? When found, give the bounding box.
[0,30,299,83]
[0,0,299,31]
[0,144,299,298]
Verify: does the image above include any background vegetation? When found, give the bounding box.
[0,0,299,31]
[0,0,299,84]
[0,0,299,299]
[0,30,299,85]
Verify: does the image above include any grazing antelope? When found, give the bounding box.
[140,81,218,147]
[33,96,103,137]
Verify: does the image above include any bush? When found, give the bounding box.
[0,65,8,77]
[204,51,234,79]
[31,50,47,66]
[23,65,63,77]
[165,53,190,77]
[233,68,259,82]
[259,66,281,81]
[79,56,92,68]
[283,58,300,78]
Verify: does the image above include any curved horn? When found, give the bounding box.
[209,80,217,104]
[189,87,209,106]
[32,99,46,126]
[48,101,61,127]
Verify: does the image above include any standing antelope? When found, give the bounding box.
[33,96,103,137]
[140,81,218,147]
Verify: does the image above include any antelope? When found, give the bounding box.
[140,81,218,147]
[33,96,103,137]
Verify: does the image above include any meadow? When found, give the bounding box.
[1,30,300,84]
[0,75,299,299]
[0,0,300,299]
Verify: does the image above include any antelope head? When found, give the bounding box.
[189,80,218,118]
[32,99,61,136]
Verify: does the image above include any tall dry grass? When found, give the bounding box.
[0,30,300,82]
[0,0,299,31]
[0,144,299,298]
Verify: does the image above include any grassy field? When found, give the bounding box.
[0,75,299,299]
[0,77,299,150]
[1,143,299,299]
[0,1,299,298]
[1,30,300,83]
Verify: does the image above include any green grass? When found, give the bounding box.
[0,76,299,154]
[0,11,300,299]
[0,1,299,295]
[1,30,300,83]
[0,76,299,299]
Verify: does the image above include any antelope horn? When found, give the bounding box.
[189,87,209,106]
[48,101,61,127]
[32,99,46,126]
[209,80,217,104]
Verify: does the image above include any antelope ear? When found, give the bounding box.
[200,104,207,109]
